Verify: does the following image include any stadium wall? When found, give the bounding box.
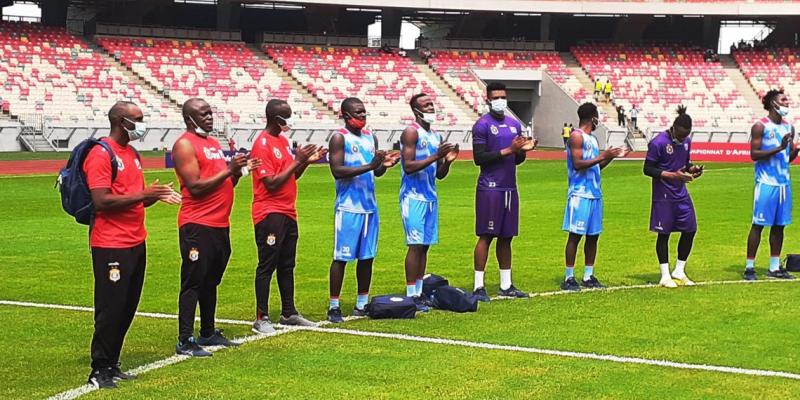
[532,74,606,149]
[0,122,22,152]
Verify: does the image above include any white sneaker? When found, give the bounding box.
[671,274,695,286]
[660,276,678,288]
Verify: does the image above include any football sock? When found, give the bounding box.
[356,293,369,310]
[660,263,670,278]
[499,269,512,290]
[745,258,755,270]
[673,259,687,277]
[583,265,594,281]
[565,266,575,281]
[329,297,340,310]
[474,270,485,291]
[769,256,781,272]
[415,279,423,297]
[406,282,416,297]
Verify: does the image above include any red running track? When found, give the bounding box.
[0,151,647,176]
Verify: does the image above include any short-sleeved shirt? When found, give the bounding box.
[566,129,602,199]
[646,131,691,202]
[472,113,522,191]
[334,128,377,213]
[754,117,792,187]
[176,132,234,228]
[251,130,298,223]
[400,122,440,202]
[82,137,146,248]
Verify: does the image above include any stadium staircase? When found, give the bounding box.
[17,114,55,152]
[86,38,183,117]
[719,54,764,117]
[409,52,480,120]
[249,44,337,120]
[560,52,618,123]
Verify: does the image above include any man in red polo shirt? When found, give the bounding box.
[250,99,325,334]
[172,98,254,356]
[83,101,179,389]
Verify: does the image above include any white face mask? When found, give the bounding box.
[123,117,146,140]
[277,115,294,131]
[775,102,790,117]
[490,98,507,113]
[415,108,436,124]
[190,116,210,137]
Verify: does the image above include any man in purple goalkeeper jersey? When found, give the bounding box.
[471,82,536,302]
[643,106,704,288]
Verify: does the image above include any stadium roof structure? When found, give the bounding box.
[239,0,800,16]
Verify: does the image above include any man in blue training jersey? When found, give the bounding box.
[745,89,798,281]
[471,82,536,302]
[327,97,400,323]
[561,102,628,291]
[400,93,459,312]
[644,105,704,288]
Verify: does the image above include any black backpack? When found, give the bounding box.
[57,138,118,225]
[57,138,139,225]
[430,286,479,313]
[785,255,800,272]
[422,273,449,296]
[365,295,416,319]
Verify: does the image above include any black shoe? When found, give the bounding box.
[109,365,136,381]
[413,296,430,312]
[767,269,796,280]
[351,307,368,317]
[87,368,117,389]
[198,329,239,347]
[176,336,212,357]
[473,287,491,302]
[580,275,605,289]
[743,268,757,281]
[498,285,529,298]
[327,307,344,323]
[560,277,581,292]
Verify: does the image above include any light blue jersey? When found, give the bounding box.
[754,117,792,186]
[567,129,602,199]
[400,122,440,202]
[334,128,377,213]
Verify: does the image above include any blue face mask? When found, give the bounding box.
[775,102,790,117]
[490,99,507,113]
[123,117,146,140]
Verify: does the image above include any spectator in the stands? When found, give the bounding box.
[604,80,613,102]
[630,105,638,130]
[617,105,626,127]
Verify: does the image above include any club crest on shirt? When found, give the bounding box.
[490,125,499,135]
[352,145,359,153]
[665,144,674,154]
[108,262,120,283]
[421,140,427,148]
[273,147,282,159]
[116,158,125,171]
[189,247,199,262]
[267,234,276,246]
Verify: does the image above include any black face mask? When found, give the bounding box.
[591,117,599,132]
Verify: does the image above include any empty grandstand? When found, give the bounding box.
[0,0,798,152]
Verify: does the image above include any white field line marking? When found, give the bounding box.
[6,278,799,399]
[0,300,253,326]
[492,277,798,301]
[46,330,292,400]
[297,326,800,380]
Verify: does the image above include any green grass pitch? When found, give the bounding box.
[1,159,799,399]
